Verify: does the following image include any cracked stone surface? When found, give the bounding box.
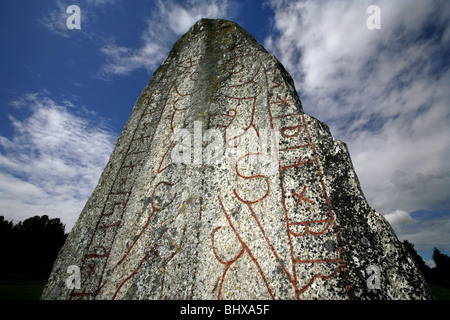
[41,19,432,300]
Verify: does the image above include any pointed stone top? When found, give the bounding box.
[152,17,303,116]
[170,17,267,58]
[188,18,252,36]
[185,18,266,56]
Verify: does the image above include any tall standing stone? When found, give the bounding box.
[42,19,431,300]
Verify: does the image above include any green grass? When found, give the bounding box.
[0,280,47,300]
[429,284,450,300]
[0,280,448,300]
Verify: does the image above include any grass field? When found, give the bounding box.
[0,280,47,300]
[0,281,448,300]
[429,285,450,300]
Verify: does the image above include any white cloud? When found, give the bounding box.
[100,41,167,76]
[425,259,436,268]
[384,210,415,228]
[265,0,450,255]
[99,0,230,76]
[162,0,225,34]
[265,0,450,212]
[0,93,116,231]
[39,1,71,37]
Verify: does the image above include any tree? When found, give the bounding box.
[0,216,14,231]
[0,216,15,277]
[432,248,450,288]
[0,215,67,280]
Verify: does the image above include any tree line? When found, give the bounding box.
[403,240,450,289]
[0,215,67,281]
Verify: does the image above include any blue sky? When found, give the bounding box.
[0,0,449,266]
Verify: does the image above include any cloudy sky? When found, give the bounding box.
[1,0,449,265]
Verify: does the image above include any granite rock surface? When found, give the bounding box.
[41,19,432,300]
